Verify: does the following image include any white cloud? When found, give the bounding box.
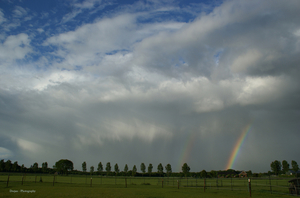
[294,29,300,37]
[45,14,137,68]
[74,0,103,9]
[61,0,112,23]
[13,6,28,18]
[37,28,44,33]
[60,10,82,24]
[236,75,293,106]
[231,49,262,73]
[0,10,6,24]
[32,70,89,91]
[0,33,32,63]
[102,119,172,142]
[0,147,13,159]
[44,12,187,72]
[16,139,42,154]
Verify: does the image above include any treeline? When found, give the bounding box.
[0,159,52,174]
[270,160,299,176]
[1,159,299,178]
[0,159,230,177]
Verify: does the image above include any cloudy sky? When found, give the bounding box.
[1,0,300,173]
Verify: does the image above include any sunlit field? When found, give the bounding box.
[0,174,297,198]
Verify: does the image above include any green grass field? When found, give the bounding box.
[0,174,296,198]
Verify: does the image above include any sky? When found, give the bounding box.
[0,0,300,173]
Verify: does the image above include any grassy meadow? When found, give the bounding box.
[0,174,296,198]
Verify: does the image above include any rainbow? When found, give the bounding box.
[177,133,197,172]
[225,124,252,170]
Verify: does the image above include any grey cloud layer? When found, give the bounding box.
[0,0,300,172]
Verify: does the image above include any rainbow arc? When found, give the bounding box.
[225,124,252,170]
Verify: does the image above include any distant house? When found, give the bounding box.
[217,170,239,178]
[287,170,300,175]
[238,171,247,178]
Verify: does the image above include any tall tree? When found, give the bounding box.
[200,170,207,178]
[270,160,281,175]
[124,164,128,176]
[282,160,290,174]
[246,170,252,177]
[97,162,103,175]
[157,163,164,177]
[182,163,190,177]
[106,162,111,176]
[55,159,74,175]
[42,162,48,173]
[12,161,19,172]
[0,160,5,172]
[292,160,299,174]
[140,163,146,183]
[82,161,87,173]
[165,164,172,177]
[114,163,120,175]
[90,166,94,175]
[132,165,137,176]
[209,170,217,178]
[20,164,25,173]
[32,162,39,173]
[148,163,153,177]
[5,160,12,172]
[140,163,146,175]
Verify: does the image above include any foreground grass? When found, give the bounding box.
[0,175,295,198]
[0,182,294,198]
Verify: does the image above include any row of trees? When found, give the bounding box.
[0,159,191,177]
[0,159,74,175]
[0,160,49,173]
[1,159,299,177]
[82,161,191,177]
[270,160,299,175]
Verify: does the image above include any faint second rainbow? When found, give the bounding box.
[177,132,197,172]
[225,124,252,170]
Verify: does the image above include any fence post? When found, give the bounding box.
[125,178,127,188]
[248,178,252,197]
[269,175,272,194]
[53,175,55,186]
[90,177,92,187]
[296,174,299,195]
[6,175,10,187]
[204,178,206,192]
[22,175,24,185]
[177,180,179,189]
[231,177,233,191]
[162,179,163,188]
[35,175,37,183]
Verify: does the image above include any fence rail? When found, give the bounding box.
[1,173,299,196]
